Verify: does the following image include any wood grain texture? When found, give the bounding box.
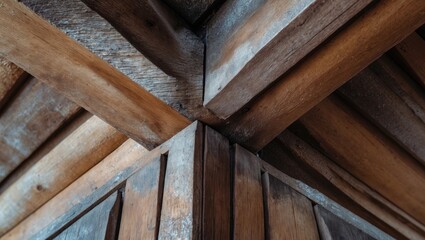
[263,173,319,240]
[315,205,374,240]
[203,126,231,240]
[393,32,425,88]
[54,192,121,240]
[163,0,215,24]
[205,0,372,119]
[0,77,80,182]
[118,156,165,240]
[338,56,425,166]
[0,116,127,236]
[21,0,218,124]
[217,0,425,151]
[81,0,204,82]
[298,96,425,225]
[265,131,425,239]
[233,145,264,240]
[0,58,26,109]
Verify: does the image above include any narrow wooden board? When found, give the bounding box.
[205,0,372,119]
[0,58,26,110]
[315,205,374,240]
[118,156,165,239]
[233,145,264,239]
[203,126,231,240]
[263,173,319,240]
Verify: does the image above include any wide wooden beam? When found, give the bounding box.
[0,58,26,110]
[217,0,425,151]
[205,0,372,119]
[0,0,190,149]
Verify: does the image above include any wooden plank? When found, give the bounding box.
[0,116,127,236]
[393,32,425,88]
[3,122,201,240]
[338,56,425,166]
[203,126,231,240]
[163,0,215,24]
[205,0,372,119]
[158,122,203,239]
[0,58,26,110]
[118,156,165,239]
[216,0,425,151]
[298,96,425,225]
[233,145,264,239]
[0,77,80,182]
[54,191,121,240]
[315,205,374,240]
[263,173,319,240]
[0,0,191,149]
[81,0,204,82]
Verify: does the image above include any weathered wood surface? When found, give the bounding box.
[0,0,191,149]
[81,0,204,82]
[203,126,231,240]
[0,116,127,236]
[0,58,26,110]
[21,0,218,124]
[54,192,121,240]
[163,0,215,24]
[315,205,375,240]
[217,0,425,151]
[298,96,425,225]
[393,32,425,88]
[0,77,80,182]
[338,56,425,166]
[205,0,372,119]
[233,145,265,239]
[263,131,425,239]
[119,156,165,240]
[263,173,319,240]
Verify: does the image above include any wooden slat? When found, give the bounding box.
[163,0,215,24]
[0,78,80,181]
[54,191,121,240]
[315,205,374,240]
[217,0,425,151]
[233,145,264,239]
[0,0,191,149]
[203,126,231,240]
[0,116,127,236]
[393,32,425,88]
[0,58,26,109]
[158,122,203,239]
[118,156,165,239]
[205,0,371,119]
[298,96,425,225]
[81,0,203,82]
[338,56,425,166]
[263,173,319,240]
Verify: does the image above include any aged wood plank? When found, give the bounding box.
[0,58,26,110]
[263,173,319,240]
[315,205,374,240]
[233,145,264,239]
[203,126,231,240]
[298,96,425,225]
[205,0,372,119]
[118,156,165,240]
[217,0,425,151]
[338,57,425,166]
[0,116,127,236]
[81,0,204,82]
[54,191,121,240]
[0,0,191,149]
[0,77,80,182]
[393,32,425,88]
[163,0,215,24]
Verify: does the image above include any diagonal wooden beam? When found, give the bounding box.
[0,0,191,149]
[217,0,425,151]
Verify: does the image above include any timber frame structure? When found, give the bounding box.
[0,0,424,239]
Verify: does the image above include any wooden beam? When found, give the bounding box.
[0,0,191,149]
[81,0,204,82]
[163,0,216,24]
[0,58,26,110]
[298,95,425,225]
[217,0,425,151]
[0,116,127,236]
[205,0,372,119]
